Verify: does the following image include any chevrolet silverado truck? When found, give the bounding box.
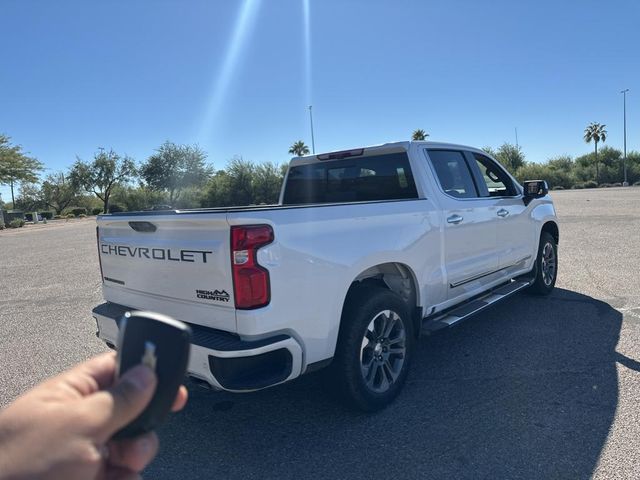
[92,141,558,411]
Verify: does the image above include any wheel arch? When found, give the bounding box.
[541,220,559,244]
[342,262,423,337]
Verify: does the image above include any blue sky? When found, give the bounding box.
[2,0,639,200]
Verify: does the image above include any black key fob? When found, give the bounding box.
[113,310,191,439]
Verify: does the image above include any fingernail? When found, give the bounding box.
[123,365,155,391]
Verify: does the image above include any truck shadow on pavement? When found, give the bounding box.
[149,288,627,480]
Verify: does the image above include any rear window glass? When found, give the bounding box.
[282,152,418,205]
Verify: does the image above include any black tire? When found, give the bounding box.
[330,286,414,412]
[529,231,558,295]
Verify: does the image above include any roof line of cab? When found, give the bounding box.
[289,141,489,166]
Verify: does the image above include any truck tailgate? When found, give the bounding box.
[97,214,236,331]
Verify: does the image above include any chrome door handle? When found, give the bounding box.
[447,214,463,224]
[497,209,509,217]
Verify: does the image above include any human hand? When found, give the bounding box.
[0,352,188,480]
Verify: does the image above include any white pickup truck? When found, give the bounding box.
[93,141,558,410]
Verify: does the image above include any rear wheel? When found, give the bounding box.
[529,231,557,295]
[330,286,414,411]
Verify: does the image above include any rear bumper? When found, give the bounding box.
[92,302,303,392]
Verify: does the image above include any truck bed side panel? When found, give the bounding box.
[228,199,442,365]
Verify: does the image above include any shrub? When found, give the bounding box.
[551,186,565,190]
[92,207,103,215]
[71,207,87,217]
[111,186,169,212]
[583,180,598,189]
[613,182,622,187]
[79,213,87,218]
[633,181,640,187]
[572,183,585,189]
[54,215,63,219]
[0,223,4,230]
[9,219,25,228]
[108,204,125,213]
[40,211,54,220]
[66,213,75,219]
[5,211,25,223]
[599,183,612,188]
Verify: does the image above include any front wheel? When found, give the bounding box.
[529,231,558,295]
[330,286,415,411]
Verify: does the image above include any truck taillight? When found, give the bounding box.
[96,226,104,283]
[230,225,274,310]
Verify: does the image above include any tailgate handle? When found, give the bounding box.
[128,221,157,233]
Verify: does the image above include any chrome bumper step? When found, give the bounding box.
[423,278,534,333]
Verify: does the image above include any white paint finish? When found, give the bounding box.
[494,196,536,269]
[93,314,303,393]
[101,284,237,332]
[231,198,442,362]
[95,140,559,391]
[530,201,559,250]
[98,215,236,332]
[421,148,500,299]
[440,198,498,297]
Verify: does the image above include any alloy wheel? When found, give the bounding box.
[541,242,556,286]
[359,310,407,393]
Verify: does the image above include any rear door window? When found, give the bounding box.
[282,152,418,205]
[426,150,478,199]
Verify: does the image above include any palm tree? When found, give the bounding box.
[288,140,310,157]
[411,129,429,141]
[583,122,607,185]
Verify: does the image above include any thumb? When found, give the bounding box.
[85,364,157,439]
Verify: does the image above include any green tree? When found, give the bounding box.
[411,129,429,141]
[0,134,44,206]
[40,172,79,214]
[201,158,286,207]
[574,147,621,185]
[546,155,574,172]
[201,171,231,208]
[253,162,285,204]
[70,149,137,213]
[71,194,103,214]
[140,141,213,204]
[545,155,576,189]
[288,141,310,157]
[594,147,622,184]
[515,159,575,189]
[626,151,640,185]
[494,143,525,173]
[574,153,596,183]
[201,159,254,208]
[110,185,170,212]
[225,157,257,206]
[583,122,607,185]
[14,183,45,212]
[482,146,497,158]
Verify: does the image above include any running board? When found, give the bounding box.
[423,278,534,333]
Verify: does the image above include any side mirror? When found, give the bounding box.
[523,180,549,205]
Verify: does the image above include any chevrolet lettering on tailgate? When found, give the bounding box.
[100,244,213,263]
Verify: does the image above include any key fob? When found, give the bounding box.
[113,310,191,439]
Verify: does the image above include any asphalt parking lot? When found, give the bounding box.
[1,188,640,479]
